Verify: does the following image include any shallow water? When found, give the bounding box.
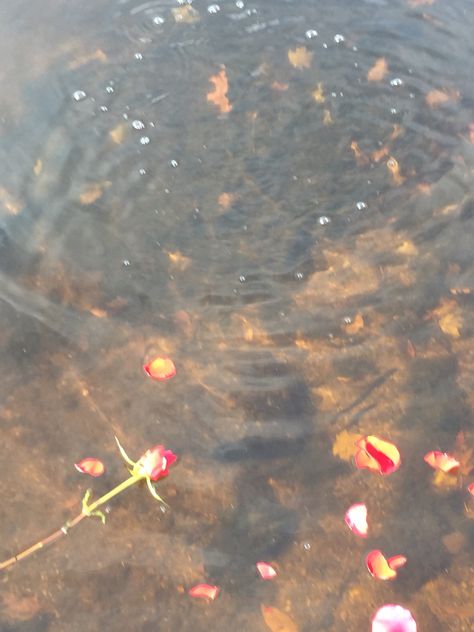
[0,0,474,630]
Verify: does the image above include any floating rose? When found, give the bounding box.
[371,604,417,632]
[344,503,368,537]
[74,457,105,477]
[143,356,176,381]
[355,436,401,475]
[256,561,277,580]
[135,445,177,481]
[424,451,460,473]
[189,584,220,601]
[366,550,407,580]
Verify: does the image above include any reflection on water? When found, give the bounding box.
[0,0,474,629]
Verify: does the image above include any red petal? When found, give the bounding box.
[74,457,105,477]
[256,562,277,580]
[388,555,407,570]
[371,604,417,632]
[344,503,368,537]
[354,446,381,472]
[364,436,401,475]
[424,450,460,473]
[467,482,474,495]
[366,550,397,580]
[188,584,220,601]
[143,356,176,381]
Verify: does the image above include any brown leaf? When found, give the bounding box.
[345,312,364,334]
[167,250,191,271]
[425,89,460,109]
[386,156,405,185]
[323,109,333,125]
[371,145,389,162]
[288,47,312,69]
[312,82,325,103]
[367,57,388,82]
[218,192,236,209]
[332,430,362,461]
[350,141,369,167]
[69,48,107,70]
[109,123,126,144]
[261,605,298,632]
[428,298,462,338]
[207,66,232,114]
[172,5,200,23]
[397,240,418,256]
[79,181,111,205]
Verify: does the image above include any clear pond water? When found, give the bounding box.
[0,0,474,630]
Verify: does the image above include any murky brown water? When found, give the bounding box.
[0,0,474,629]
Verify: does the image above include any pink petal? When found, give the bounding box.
[344,503,368,537]
[74,457,105,477]
[424,450,460,473]
[366,550,397,580]
[143,356,176,381]
[188,584,220,601]
[468,482,474,496]
[388,555,407,570]
[371,604,417,632]
[256,562,277,580]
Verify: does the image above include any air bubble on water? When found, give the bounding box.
[239,275,246,283]
[295,271,304,280]
[160,505,167,513]
[236,0,244,7]
[334,34,345,43]
[207,4,220,13]
[153,15,165,25]
[132,120,145,130]
[318,215,331,225]
[356,201,367,210]
[303,542,311,551]
[105,86,114,94]
[409,93,415,99]
[390,108,398,115]
[134,52,143,60]
[352,45,358,52]
[123,113,129,120]
[149,122,155,128]
[139,168,147,176]
[331,92,337,98]
[390,77,403,87]
[354,62,359,68]
[164,188,170,193]
[170,159,179,167]
[72,90,87,102]
[140,136,150,145]
[243,224,248,231]
[387,158,396,169]
[322,42,328,49]
[305,29,318,39]
[122,259,131,266]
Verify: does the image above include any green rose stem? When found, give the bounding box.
[0,473,143,572]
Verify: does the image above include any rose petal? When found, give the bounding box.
[256,562,277,580]
[344,503,368,537]
[188,584,220,601]
[424,450,460,473]
[371,604,417,632]
[74,457,105,477]
[143,356,176,381]
[468,482,474,496]
[387,555,407,570]
[366,550,397,580]
[355,436,401,475]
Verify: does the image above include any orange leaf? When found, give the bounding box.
[367,57,388,82]
[207,66,232,114]
[261,605,298,632]
[288,47,312,69]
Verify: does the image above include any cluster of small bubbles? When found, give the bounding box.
[305,29,318,39]
[318,215,331,225]
[303,542,311,551]
[390,77,403,87]
[122,259,131,266]
[343,316,352,325]
[207,4,220,13]
[100,105,108,112]
[140,136,150,145]
[334,34,345,43]
[139,168,147,176]
[239,274,246,283]
[295,271,304,280]
[105,85,114,94]
[153,15,165,25]
[356,201,367,210]
[134,52,143,61]
[390,107,398,115]
[170,159,179,168]
[387,158,397,169]
[72,90,87,102]
[132,119,145,130]
[236,0,244,7]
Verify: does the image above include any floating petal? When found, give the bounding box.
[143,356,176,381]
[355,436,401,475]
[256,562,277,580]
[366,550,397,580]
[345,503,368,537]
[424,451,460,473]
[387,555,407,570]
[371,604,417,632]
[189,584,220,601]
[74,458,105,477]
[467,482,474,496]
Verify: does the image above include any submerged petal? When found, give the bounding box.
[189,584,220,601]
[371,604,417,632]
[424,451,460,473]
[74,457,105,477]
[256,562,277,580]
[143,356,176,381]
[468,482,474,496]
[344,503,368,537]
